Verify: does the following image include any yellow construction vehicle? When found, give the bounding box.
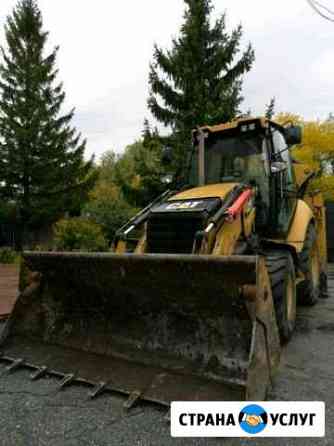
[0,117,327,407]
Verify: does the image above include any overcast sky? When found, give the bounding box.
[0,0,333,159]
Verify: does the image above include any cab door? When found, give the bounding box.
[270,128,297,236]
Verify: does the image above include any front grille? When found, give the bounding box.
[146,213,205,254]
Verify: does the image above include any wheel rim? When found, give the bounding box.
[286,274,296,323]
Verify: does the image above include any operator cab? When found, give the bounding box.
[189,118,302,236]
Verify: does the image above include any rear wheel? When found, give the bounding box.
[266,252,296,344]
[298,224,320,305]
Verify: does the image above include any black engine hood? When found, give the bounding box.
[151,197,222,216]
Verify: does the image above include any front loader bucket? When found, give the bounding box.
[0,252,280,406]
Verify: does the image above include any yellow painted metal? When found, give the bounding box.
[213,217,242,255]
[134,235,147,254]
[285,199,314,252]
[211,205,256,256]
[304,192,327,272]
[171,183,238,200]
[305,191,324,209]
[200,117,268,134]
[318,204,328,270]
[291,161,327,273]
[115,240,127,254]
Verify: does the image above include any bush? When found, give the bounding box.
[84,182,137,243]
[0,247,18,264]
[54,218,108,252]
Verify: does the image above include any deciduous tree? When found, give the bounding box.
[275,113,334,200]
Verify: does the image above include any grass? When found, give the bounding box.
[0,247,21,265]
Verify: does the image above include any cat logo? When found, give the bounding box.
[166,201,203,210]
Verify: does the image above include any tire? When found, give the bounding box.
[298,224,320,305]
[320,271,329,298]
[266,252,297,344]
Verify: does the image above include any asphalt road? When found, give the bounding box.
[0,266,333,445]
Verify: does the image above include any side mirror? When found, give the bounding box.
[160,173,174,185]
[271,161,288,174]
[284,125,302,146]
[161,146,173,166]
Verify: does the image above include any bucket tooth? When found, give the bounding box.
[123,390,142,411]
[89,382,108,399]
[5,358,24,373]
[30,366,48,381]
[58,373,76,390]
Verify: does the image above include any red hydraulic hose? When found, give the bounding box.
[226,189,253,221]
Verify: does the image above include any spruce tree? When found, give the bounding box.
[0,0,95,248]
[148,0,255,169]
[265,97,276,119]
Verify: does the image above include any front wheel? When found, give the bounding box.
[266,252,297,344]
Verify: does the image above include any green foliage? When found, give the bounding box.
[148,0,255,170]
[0,201,16,222]
[84,125,167,242]
[114,136,165,207]
[0,0,96,243]
[0,247,18,264]
[54,218,108,252]
[84,181,137,243]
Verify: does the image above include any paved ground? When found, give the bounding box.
[0,265,333,445]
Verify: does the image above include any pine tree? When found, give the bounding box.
[148,0,255,169]
[142,118,153,143]
[265,97,276,120]
[0,0,95,248]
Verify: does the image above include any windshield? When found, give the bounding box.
[188,132,267,187]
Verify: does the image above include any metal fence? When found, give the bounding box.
[326,202,334,263]
[0,224,16,248]
[0,224,53,250]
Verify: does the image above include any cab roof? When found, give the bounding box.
[198,117,283,134]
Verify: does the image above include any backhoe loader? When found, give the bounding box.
[0,117,327,406]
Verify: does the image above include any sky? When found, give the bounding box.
[0,0,333,159]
